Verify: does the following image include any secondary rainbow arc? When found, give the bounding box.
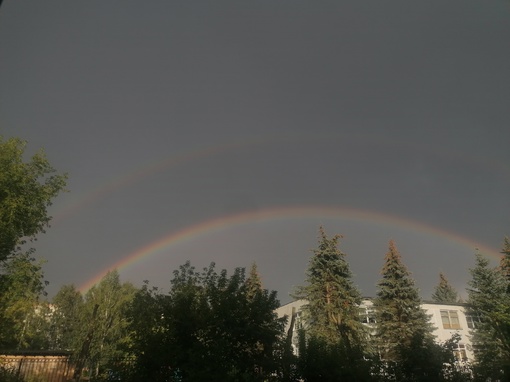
[53,132,510,224]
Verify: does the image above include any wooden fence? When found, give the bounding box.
[0,353,73,382]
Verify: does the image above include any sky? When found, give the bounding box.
[1,0,509,303]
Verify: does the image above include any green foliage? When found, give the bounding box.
[467,254,507,320]
[293,227,366,345]
[123,282,168,381]
[275,307,299,382]
[372,332,470,382]
[293,227,371,380]
[47,271,136,380]
[48,284,85,351]
[82,271,137,378]
[432,272,459,304]
[500,237,510,286]
[468,252,510,381]
[0,135,66,353]
[127,261,284,382]
[0,363,25,382]
[392,332,459,382]
[374,240,437,379]
[0,136,67,261]
[246,262,263,301]
[0,250,49,350]
[297,328,374,382]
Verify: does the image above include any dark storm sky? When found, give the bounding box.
[1,0,509,302]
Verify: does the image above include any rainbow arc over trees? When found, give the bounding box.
[54,133,510,224]
[79,205,500,292]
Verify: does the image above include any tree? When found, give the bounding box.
[279,306,299,382]
[53,271,138,381]
[374,240,441,381]
[0,136,67,261]
[293,227,371,381]
[48,284,85,351]
[127,261,284,382]
[294,227,365,344]
[0,250,50,350]
[80,270,137,380]
[125,281,169,381]
[246,262,263,301]
[499,237,510,286]
[467,251,510,381]
[431,272,459,304]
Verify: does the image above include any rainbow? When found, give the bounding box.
[53,132,510,224]
[78,205,501,292]
[52,139,252,223]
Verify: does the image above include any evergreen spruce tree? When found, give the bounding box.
[468,250,510,381]
[374,240,440,380]
[294,226,365,344]
[293,227,370,381]
[245,262,262,301]
[431,272,459,304]
[499,237,510,284]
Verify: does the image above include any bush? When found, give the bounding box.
[0,364,25,382]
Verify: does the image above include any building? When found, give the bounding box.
[276,299,477,363]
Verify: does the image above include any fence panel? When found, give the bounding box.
[0,355,73,382]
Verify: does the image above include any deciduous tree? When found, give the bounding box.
[0,136,66,350]
[0,250,49,349]
[0,136,67,261]
[75,270,136,380]
[49,284,85,351]
[127,261,284,382]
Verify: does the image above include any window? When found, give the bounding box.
[453,343,468,362]
[441,310,461,329]
[358,307,376,324]
[465,313,482,329]
[295,310,304,330]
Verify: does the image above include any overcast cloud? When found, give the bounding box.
[1,0,509,302]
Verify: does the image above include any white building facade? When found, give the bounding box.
[276,299,477,363]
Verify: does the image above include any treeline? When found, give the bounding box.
[2,230,510,381]
[2,136,510,381]
[0,259,284,381]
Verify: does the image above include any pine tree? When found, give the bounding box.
[294,226,365,344]
[293,227,370,381]
[468,251,510,380]
[245,262,262,302]
[499,237,510,284]
[431,272,459,303]
[374,240,434,365]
